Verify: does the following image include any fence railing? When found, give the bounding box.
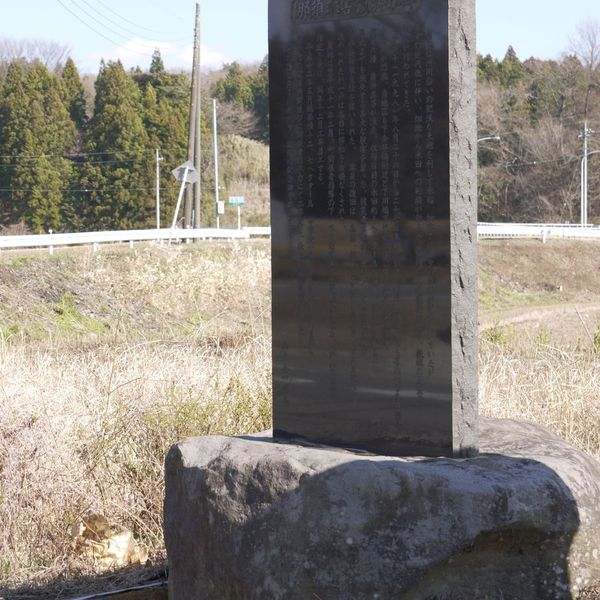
[0,227,270,253]
[1,223,599,253]
[478,223,600,241]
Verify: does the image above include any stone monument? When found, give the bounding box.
[164,1,600,597]
[270,0,478,457]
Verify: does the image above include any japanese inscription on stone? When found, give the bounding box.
[270,0,478,457]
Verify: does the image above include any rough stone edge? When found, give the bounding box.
[449,0,479,457]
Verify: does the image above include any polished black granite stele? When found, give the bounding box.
[269,0,477,457]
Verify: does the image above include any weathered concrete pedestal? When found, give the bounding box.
[164,418,600,600]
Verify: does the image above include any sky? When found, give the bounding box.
[0,0,599,74]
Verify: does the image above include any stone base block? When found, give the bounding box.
[164,418,600,600]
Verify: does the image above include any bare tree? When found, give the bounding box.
[216,101,262,139]
[570,20,600,73]
[0,37,71,73]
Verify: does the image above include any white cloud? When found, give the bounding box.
[89,38,230,72]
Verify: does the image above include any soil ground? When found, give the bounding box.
[479,239,600,348]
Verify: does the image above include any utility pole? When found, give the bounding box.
[185,2,201,229]
[156,148,163,230]
[580,83,597,226]
[193,2,202,228]
[213,98,221,229]
[580,122,595,226]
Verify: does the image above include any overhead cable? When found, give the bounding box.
[94,0,189,40]
[56,0,155,59]
[64,0,189,53]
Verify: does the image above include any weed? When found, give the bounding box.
[481,324,508,345]
[594,326,600,354]
[536,326,552,346]
[52,293,108,335]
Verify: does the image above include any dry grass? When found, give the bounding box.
[0,242,271,593]
[0,241,599,596]
[480,333,600,461]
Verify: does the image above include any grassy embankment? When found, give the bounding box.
[0,239,599,597]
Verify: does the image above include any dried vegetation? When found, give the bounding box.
[0,240,598,597]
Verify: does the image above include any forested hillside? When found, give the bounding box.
[1,24,600,232]
[0,50,268,233]
[477,23,600,223]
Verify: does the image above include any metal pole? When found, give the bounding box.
[581,155,586,226]
[584,121,589,226]
[170,167,190,241]
[237,205,241,230]
[213,98,220,229]
[580,121,595,226]
[156,149,162,231]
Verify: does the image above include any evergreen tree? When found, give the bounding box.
[61,58,88,131]
[76,61,152,230]
[149,49,165,79]
[250,57,269,141]
[477,54,500,84]
[0,60,75,231]
[214,62,253,108]
[499,46,525,88]
[0,62,28,221]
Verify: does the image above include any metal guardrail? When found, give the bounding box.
[0,227,271,253]
[1,223,599,253]
[478,223,600,241]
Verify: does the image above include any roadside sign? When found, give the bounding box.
[217,201,225,215]
[172,160,199,184]
[228,196,246,206]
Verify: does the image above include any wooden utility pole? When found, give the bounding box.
[184,2,201,229]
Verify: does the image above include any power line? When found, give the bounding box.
[506,156,580,167]
[62,0,189,54]
[0,150,151,160]
[94,0,189,40]
[56,0,154,59]
[0,186,170,193]
[0,158,151,168]
[75,0,190,47]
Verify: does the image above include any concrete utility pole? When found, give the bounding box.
[580,122,595,226]
[193,2,202,228]
[156,148,163,230]
[213,98,221,229]
[185,2,201,229]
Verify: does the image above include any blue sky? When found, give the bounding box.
[0,0,599,73]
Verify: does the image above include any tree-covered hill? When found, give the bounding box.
[1,22,600,231]
[477,23,600,223]
[0,51,269,233]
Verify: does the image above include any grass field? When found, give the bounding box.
[0,240,599,598]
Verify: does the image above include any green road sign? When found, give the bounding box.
[228,196,246,206]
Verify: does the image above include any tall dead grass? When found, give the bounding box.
[0,242,599,593]
[0,242,272,590]
[480,334,600,461]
